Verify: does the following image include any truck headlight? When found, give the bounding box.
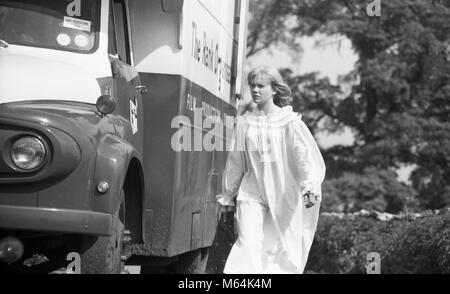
[10,136,46,170]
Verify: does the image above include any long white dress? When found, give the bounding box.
[217,105,326,274]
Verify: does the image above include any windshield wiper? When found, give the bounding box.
[0,39,9,48]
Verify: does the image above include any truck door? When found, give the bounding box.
[108,0,143,145]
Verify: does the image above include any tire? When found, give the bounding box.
[170,247,210,274]
[79,190,126,274]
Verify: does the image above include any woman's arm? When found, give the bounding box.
[291,118,326,206]
[216,117,247,206]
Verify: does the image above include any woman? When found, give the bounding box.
[216,65,326,274]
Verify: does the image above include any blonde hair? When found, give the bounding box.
[247,65,293,107]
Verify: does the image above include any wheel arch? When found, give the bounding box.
[92,134,144,243]
[123,157,145,244]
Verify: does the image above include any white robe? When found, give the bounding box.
[217,106,326,274]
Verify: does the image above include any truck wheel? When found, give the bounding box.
[171,247,210,274]
[79,191,125,274]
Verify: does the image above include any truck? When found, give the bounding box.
[0,0,248,274]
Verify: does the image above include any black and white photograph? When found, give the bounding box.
[0,0,449,280]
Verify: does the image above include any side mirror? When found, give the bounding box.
[161,0,183,13]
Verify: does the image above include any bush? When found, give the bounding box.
[305,209,450,274]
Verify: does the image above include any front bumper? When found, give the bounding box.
[0,205,112,236]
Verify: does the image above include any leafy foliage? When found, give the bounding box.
[247,0,302,57]
[305,209,450,274]
[321,167,418,213]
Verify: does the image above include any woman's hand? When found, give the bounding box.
[217,205,235,223]
[303,190,320,208]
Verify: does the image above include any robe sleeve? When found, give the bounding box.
[216,116,247,206]
[291,118,326,199]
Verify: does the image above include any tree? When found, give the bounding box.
[248,0,450,211]
[321,167,418,213]
[246,0,302,57]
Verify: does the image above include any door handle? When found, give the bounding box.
[135,85,148,93]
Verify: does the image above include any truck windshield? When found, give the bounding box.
[0,0,100,53]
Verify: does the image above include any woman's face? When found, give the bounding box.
[249,75,274,107]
